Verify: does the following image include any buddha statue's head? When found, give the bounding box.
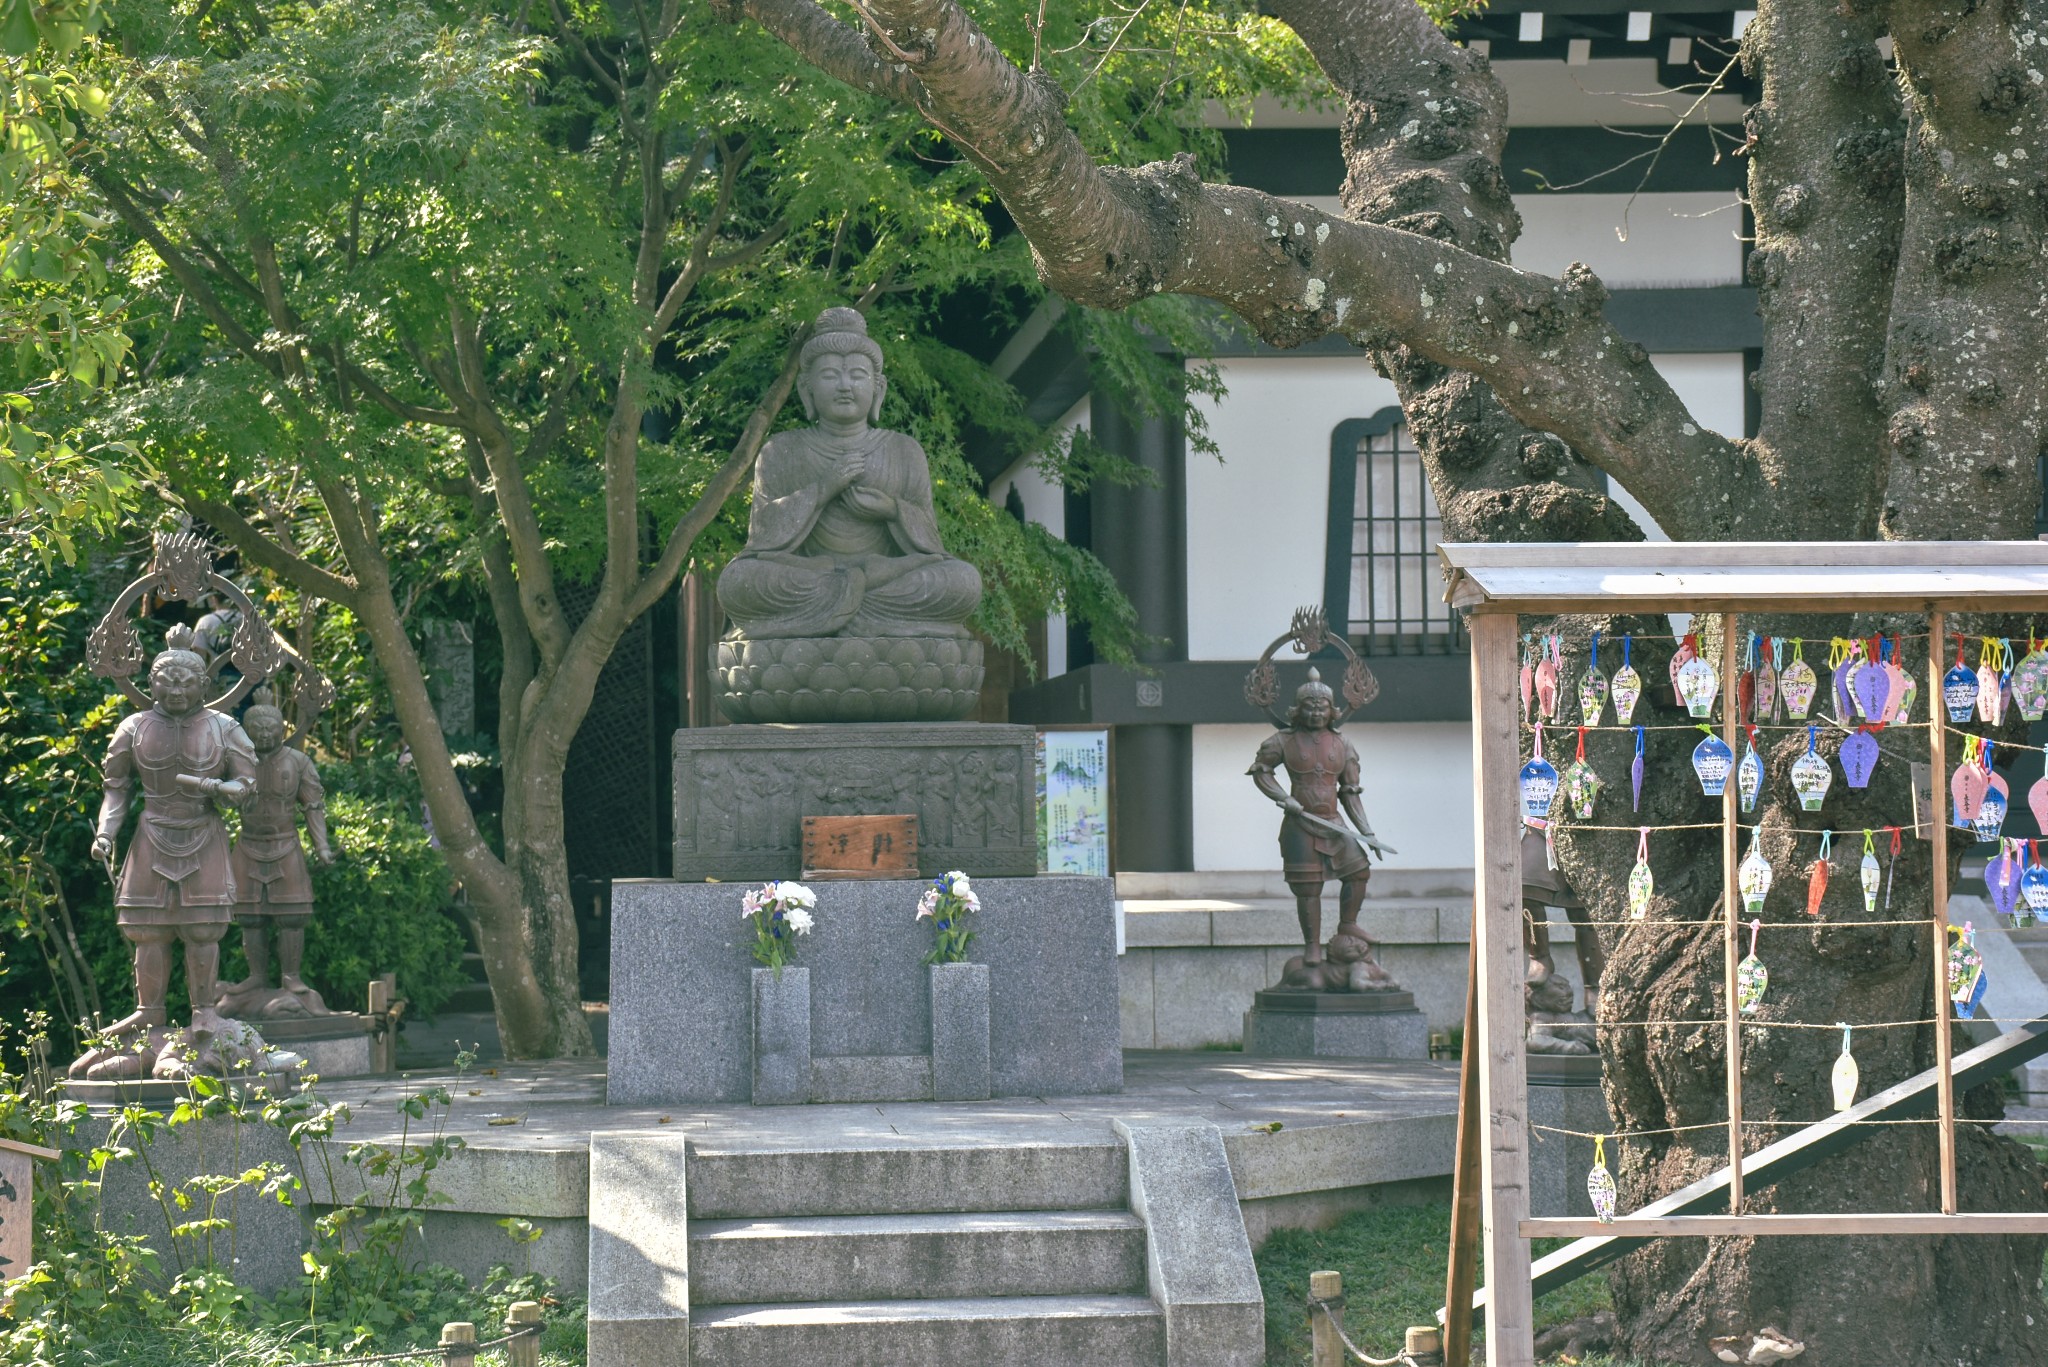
[797,307,886,427]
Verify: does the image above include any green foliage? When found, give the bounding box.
[297,788,468,1021]
[65,0,1336,677]
[0,0,140,563]
[1252,1199,1609,1363]
[0,540,137,1049]
[0,1034,580,1365]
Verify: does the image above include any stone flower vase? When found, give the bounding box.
[752,966,811,1106]
[928,961,990,1102]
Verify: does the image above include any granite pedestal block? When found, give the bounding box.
[1242,989,1430,1060]
[610,876,1120,1105]
[672,722,1036,882]
[752,968,812,1106]
[930,961,991,1102]
[258,1014,376,1079]
[1527,1055,1609,1219]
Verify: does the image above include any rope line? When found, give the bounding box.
[1552,918,1936,929]
[301,1324,542,1366]
[1534,1116,1945,1141]
[1589,1017,1939,1030]
[1305,1297,1424,1367]
[1546,821,1933,838]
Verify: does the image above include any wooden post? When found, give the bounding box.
[0,1138,59,1284]
[1926,610,1958,1214]
[1469,611,1534,1367]
[506,1301,543,1367]
[438,1320,476,1367]
[1721,614,1745,1212]
[1441,930,1483,1365]
[1310,1269,1346,1367]
[370,971,397,1082]
[1406,1324,1447,1365]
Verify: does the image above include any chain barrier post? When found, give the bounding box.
[506,1302,543,1367]
[1404,1324,1445,1365]
[438,1321,476,1367]
[1311,1269,1346,1367]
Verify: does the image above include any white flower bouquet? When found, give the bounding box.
[916,869,980,965]
[742,880,817,974]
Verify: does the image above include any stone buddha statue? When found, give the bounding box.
[716,308,986,723]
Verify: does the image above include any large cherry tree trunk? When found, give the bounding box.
[743,0,2048,1358]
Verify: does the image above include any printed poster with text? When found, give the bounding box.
[1038,729,1110,875]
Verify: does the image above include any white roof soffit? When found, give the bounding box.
[1437,541,2048,614]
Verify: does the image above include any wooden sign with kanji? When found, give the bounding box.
[0,1137,59,1284]
[802,814,919,880]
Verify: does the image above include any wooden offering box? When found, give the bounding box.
[802,814,919,880]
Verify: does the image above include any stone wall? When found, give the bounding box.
[1114,870,1591,1049]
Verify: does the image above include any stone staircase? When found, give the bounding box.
[588,1126,1263,1367]
[688,1139,1159,1363]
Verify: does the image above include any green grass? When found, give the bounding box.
[1252,1200,1610,1365]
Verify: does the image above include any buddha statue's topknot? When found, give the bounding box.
[799,306,883,371]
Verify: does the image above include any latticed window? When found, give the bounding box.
[1350,422,1465,655]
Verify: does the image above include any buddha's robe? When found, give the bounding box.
[719,427,982,638]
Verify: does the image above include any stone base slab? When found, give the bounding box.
[810,1054,932,1103]
[1249,987,1418,1014]
[673,722,1035,883]
[1241,1006,1429,1060]
[257,1013,377,1079]
[610,876,1121,1105]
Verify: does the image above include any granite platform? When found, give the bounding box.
[312,1050,1465,1292]
[608,875,1120,1105]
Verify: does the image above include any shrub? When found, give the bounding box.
[297,791,468,1021]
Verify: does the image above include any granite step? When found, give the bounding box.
[689,1294,1165,1366]
[686,1140,1129,1219]
[689,1209,1147,1305]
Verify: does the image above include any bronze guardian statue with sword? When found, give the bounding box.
[1245,609,1403,993]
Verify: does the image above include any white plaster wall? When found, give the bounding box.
[1208,65,1745,129]
[1288,192,1741,290]
[1185,357,1400,661]
[989,396,1086,677]
[1193,722,1474,872]
[1649,353,1745,442]
[1512,192,1742,288]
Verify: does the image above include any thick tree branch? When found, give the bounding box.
[737,0,927,104]
[453,447,538,758]
[1878,0,2048,539]
[171,486,361,607]
[627,336,806,621]
[459,413,574,671]
[757,0,1752,535]
[1268,0,1638,544]
[87,167,281,374]
[1742,0,1901,538]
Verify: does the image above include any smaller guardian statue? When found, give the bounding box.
[219,688,336,1018]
